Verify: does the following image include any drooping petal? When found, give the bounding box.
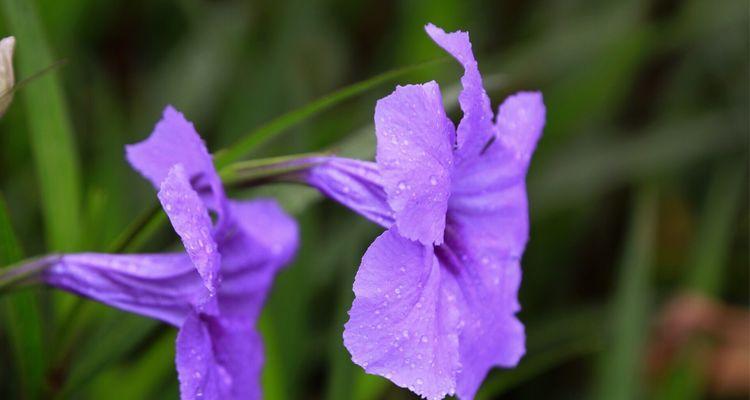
[158,164,221,312]
[343,228,462,400]
[44,253,199,327]
[437,237,525,399]
[425,24,494,161]
[374,82,454,245]
[176,312,263,400]
[217,199,298,320]
[303,157,394,228]
[438,93,544,398]
[126,105,228,222]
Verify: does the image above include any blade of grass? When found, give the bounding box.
[594,185,659,400]
[0,0,82,251]
[653,159,746,400]
[259,312,286,400]
[0,194,45,399]
[685,160,746,295]
[87,330,176,400]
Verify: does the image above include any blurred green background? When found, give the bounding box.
[0,0,747,399]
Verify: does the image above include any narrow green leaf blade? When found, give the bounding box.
[0,0,82,251]
[0,194,46,399]
[686,160,746,295]
[654,160,746,400]
[594,186,659,400]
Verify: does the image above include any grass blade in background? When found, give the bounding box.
[594,186,659,400]
[685,160,746,295]
[0,194,45,399]
[0,0,82,251]
[654,160,746,400]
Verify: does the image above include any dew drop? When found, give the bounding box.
[429,176,438,186]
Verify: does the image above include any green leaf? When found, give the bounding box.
[0,0,82,251]
[594,186,659,400]
[685,160,746,295]
[0,194,46,399]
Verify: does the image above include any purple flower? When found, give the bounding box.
[304,24,545,399]
[43,106,298,400]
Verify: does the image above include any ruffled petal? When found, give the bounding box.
[217,199,298,320]
[494,91,546,166]
[374,82,454,245]
[437,236,525,399]
[126,105,217,191]
[343,228,462,400]
[425,24,494,162]
[303,157,394,228]
[443,158,536,399]
[158,164,221,312]
[126,105,228,226]
[176,312,263,400]
[449,92,545,259]
[44,253,199,327]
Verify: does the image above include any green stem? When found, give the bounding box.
[221,151,329,187]
[0,255,58,291]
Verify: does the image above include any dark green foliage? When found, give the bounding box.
[0,0,746,398]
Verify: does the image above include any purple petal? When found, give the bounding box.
[304,157,394,228]
[374,82,454,245]
[494,91,546,166]
[126,105,229,227]
[176,312,263,400]
[454,265,524,399]
[217,199,299,320]
[425,23,494,161]
[158,164,221,312]
[44,253,199,326]
[126,105,218,190]
[449,92,545,258]
[343,228,462,400]
[438,236,526,399]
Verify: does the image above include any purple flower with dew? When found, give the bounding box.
[302,24,545,399]
[42,106,298,400]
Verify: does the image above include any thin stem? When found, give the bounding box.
[0,254,59,291]
[222,152,329,188]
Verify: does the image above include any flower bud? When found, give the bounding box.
[0,36,15,117]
